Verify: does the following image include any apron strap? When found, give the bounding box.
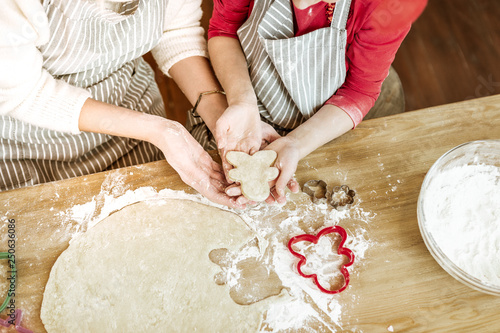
[331,0,352,30]
[258,0,294,39]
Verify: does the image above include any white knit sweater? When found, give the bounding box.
[0,0,208,134]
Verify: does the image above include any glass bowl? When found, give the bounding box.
[417,140,500,296]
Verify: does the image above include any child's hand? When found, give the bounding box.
[264,136,301,204]
[260,121,281,149]
[214,103,262,181]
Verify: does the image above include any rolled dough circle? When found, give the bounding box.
[41,199,266,332]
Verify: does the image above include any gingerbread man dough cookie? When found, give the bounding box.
[226,150,279,202]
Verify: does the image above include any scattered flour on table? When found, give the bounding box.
[59,183,375,332]
[423,164,500,285]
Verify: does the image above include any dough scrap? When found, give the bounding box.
[41,199,268,333]
[226,150,279,202]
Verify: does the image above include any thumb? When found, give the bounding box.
[215,124,228,150]
[219,149,234,184]
[266,130,281,143]
[275,162,295,198]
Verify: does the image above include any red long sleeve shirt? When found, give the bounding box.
[209,0,426,126]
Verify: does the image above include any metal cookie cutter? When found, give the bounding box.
[303,180,356,209]
[303,180,328,203]
[328,185,356,210]
[287,226,355,294]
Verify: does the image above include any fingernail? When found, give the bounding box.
[226,187,238,196]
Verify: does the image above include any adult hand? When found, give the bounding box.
[214,103,262,181]
[155,121,247,209]
[78,99,247,208]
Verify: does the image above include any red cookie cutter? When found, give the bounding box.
[287,226,355,294]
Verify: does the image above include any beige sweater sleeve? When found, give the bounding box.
[0,0,91,135]
[0,0,207,134]
[151,0,209,77]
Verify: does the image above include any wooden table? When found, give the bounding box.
[1,95,499,332]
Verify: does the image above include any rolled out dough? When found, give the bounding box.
[41,199,268,332]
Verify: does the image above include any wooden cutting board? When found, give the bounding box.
[1,95,499,332]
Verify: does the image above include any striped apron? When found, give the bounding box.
[0,0,166,191]
[188,0,351,148]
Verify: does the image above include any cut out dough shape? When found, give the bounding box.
[226,150,279,202]
[41,199,269,332]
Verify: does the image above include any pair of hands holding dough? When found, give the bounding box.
[225,150,291,206]
[155,118,296,211]
[214,103,300,207]
[153,121,247,209]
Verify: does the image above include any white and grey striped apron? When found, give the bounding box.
[188,0,351,149]
[0,0,166,191]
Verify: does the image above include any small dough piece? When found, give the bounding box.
[41,199,268,332]
[226,151,279,202]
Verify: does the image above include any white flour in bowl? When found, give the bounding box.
[423,164,500,285]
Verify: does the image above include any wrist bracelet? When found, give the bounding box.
[192,90,226,115]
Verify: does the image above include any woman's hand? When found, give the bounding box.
[214,102,262,180]
[154,120,247,209]
[79,99,247,209]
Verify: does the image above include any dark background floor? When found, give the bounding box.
[146,0,500,124]
[392,0,500,111]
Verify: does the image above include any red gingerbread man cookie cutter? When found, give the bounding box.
[287,226,355,294]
